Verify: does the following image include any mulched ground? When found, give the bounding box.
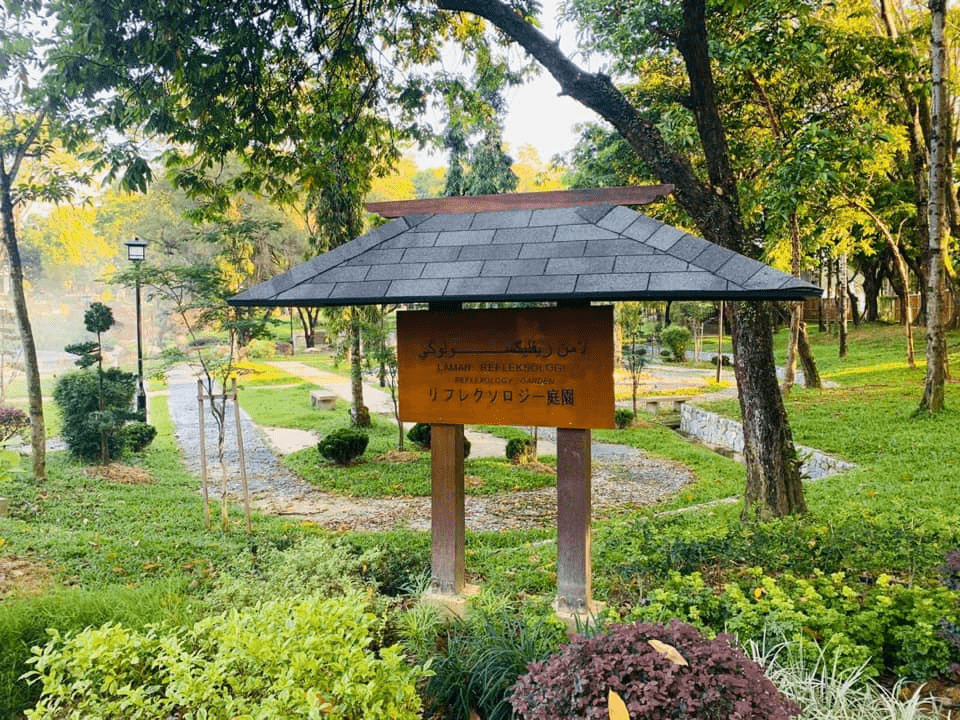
[247,452,694,533]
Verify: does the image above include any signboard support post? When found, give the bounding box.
[430,422,466,595]
[556,427,593,613]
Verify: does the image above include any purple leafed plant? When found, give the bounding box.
[0,405,29,443]
[509,619,801,720]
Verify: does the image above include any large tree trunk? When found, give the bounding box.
[920,0,950,413]
[438,0,806,518]
[0,173,45,482]
[731,302,806,520]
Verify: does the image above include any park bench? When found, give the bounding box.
[309,389,337,410]
[641,395,692,414]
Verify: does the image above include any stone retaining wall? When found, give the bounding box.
[680,403,855,480]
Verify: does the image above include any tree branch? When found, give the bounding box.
[433,0,737,244]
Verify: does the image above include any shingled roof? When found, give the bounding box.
[229,200,820,308]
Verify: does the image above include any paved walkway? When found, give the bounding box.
[165,365,314,499]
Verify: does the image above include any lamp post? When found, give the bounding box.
[125,238,147,421]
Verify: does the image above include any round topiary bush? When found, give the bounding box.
[406,422,471,458]
[505,438,534,463]
[318,428,369,465]
[614,408,634,429]
[120,421,157,453]
[509,619,801,720]
[407,422,432,449]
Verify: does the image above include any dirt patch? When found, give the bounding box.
[85,463,154,485]
[0,555,53,599]
[374,450,422,463]
[510,460,555,475]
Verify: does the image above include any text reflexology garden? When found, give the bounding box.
[1,321,959,718]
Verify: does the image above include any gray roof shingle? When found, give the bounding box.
[229,206,821,307]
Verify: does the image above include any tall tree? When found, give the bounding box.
[438,0,806,518]
[0,3,96,481]
[919,0,950,413]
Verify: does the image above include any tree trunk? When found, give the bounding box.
[797,321,821,389]
[781,213,804,394]
[853,199,916,366]
[350,306,370,427]
[0,173,45,482]
[860,254,883,323]
[782,304,800,394]
[297,307,320,348]
[920,0,950,413]
[731,302,806,520]
[837,254,848,359]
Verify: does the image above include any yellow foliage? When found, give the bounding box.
[39,206,118,267]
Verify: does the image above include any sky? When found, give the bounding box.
[413,0,604,166]
[499,3,603,162]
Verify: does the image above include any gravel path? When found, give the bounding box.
[166,363,695,532]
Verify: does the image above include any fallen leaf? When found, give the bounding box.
[608,689,630,720]
[647,639,689,666]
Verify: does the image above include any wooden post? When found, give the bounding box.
[716,301,724,384]
[556,427,592,612]
[197,380,210,529]
[430,422,465,595]
[232,378,252,533]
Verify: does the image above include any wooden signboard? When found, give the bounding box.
[397,306,615,429]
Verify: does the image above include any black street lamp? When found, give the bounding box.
[125,237,148,421]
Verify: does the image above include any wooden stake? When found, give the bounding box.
[232,378,252,532]
[197,380,210,529]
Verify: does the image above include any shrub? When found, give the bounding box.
[660,324,692,362]
[206,536,383,610]
[406,422,472,458]
[407,422,431,448]
[418,601,567,720]
[318,427,369,465]
[245,338,276,360]
[120,421,157,453]
[614,408,634,429]
[52,368,136,462]
[939,550,960,680]
[1,584,191,719]
[622,569,960,681]
[506,437,534,462]
[509,619,801,720]
[25,593,427,720]
[0,405,29,443]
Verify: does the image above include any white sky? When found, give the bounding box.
[413,0,604,166]
[500,2,602,162]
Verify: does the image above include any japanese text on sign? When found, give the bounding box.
[397,306,615,429]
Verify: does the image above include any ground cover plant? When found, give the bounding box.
[0,395,311,716]
[25,592,428,720]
